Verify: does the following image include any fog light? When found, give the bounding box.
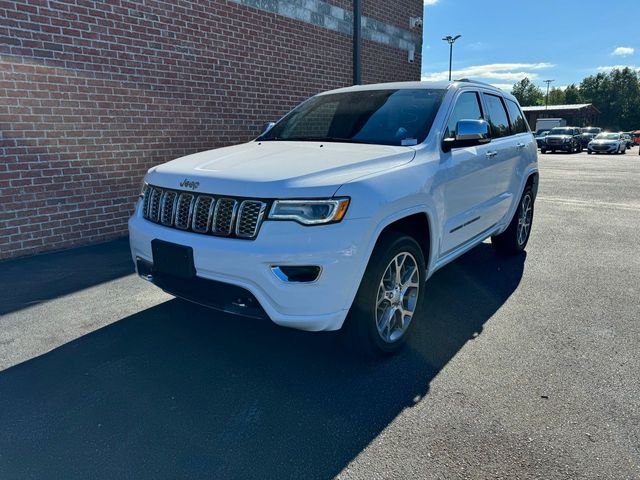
[271,265,322,283]
[136,257,154,281]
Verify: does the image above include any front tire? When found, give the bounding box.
[491,185,534,255]
[343,233,425,357]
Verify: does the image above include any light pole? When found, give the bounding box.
[352,0,361,85]
[442,35,461,81]
[543,79,554,110]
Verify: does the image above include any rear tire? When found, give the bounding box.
[491,185,534,255]
[540,149,546,154]
[343,233,425,357]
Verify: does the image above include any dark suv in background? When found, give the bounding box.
[541,127,583,153]
[580,127,601,148]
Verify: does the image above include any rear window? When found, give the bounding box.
[483,94,511,139]
[505,99,528,134]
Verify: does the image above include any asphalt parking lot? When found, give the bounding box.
[1,148,639,479]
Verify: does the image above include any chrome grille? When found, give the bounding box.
[174,193,195,230]
[142,184,152,216]
[213,198,238,235]
[148,188,163,222]
[142,185,266,239]
[160,191,178,226]
[236,200,267,238]
[192,196,215,233]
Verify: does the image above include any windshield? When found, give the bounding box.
[536,130,550,136]
[549,128,573,135]
[595,133,619,140]
[582,127,600,134]
[259,89,445,146]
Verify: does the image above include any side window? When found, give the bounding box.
[483,93,511,139]
[444,91,483,139]
[505,99,528,134]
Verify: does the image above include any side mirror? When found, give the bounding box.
[442,119,491,152]
[260,122,275,135]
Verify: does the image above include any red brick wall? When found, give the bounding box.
[0,0,422,260]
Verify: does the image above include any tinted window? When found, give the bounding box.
[260,89,446,146]
[550,128,574,135]
[483,94,511,138]
[505,99,528,134]
[444,91,483,139]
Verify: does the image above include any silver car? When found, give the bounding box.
[587,132,627,154]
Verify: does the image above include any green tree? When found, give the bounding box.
[511,78,544,106]
[564,84,582,104]
[547,87,565,105]
[580,68,640,130]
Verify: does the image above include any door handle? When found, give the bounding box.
[485,151,498,158]
[516,143,526,149]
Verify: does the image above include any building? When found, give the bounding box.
[521,104,600,131]
[0,0,423,260]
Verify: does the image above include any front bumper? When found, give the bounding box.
[128,201,372,331]
[589,144,617,152]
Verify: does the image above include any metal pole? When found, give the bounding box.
[544,79,554,110]
[442,35,460,82]
[353,0,361,85]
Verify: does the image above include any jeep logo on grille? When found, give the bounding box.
[180,179,200,190]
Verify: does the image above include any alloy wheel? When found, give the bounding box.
[375,252,420,343]
[517,193,533,246]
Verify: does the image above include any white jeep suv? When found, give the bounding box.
[129,80,538,355]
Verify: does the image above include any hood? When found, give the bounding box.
[145,141,415,198]
[589,139,617,144]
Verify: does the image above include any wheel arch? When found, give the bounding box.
[526,170,539,200]
[367,209,436,277]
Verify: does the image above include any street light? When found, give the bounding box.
[442,34,461,81]
[543,79,554,110]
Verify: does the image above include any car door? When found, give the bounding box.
[504,96,535,199]
[479,92,523,218]
[439,90,500,255]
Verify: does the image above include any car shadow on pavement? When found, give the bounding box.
[0,238,133,315]
[0,244,525,480]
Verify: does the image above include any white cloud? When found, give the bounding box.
[611,47,634,57]
[421,62,553,82]
[597,65,640,72]
[423,0,439,5]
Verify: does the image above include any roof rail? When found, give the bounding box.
[453,78,496,88]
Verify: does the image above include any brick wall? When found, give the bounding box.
[0,0,423,260]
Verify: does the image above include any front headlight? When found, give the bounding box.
[268,198,350,225]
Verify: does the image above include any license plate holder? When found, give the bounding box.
[151,240,196,279]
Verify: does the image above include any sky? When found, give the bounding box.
[421,0,639,92]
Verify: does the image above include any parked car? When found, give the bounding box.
[129,80,538,356]
[621,133,633,149]
[580,127,601,148]
[535,130,550,148]
[587,132,627,154]
[540,126,583,153]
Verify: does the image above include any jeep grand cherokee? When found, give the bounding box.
[129,80,539,355]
